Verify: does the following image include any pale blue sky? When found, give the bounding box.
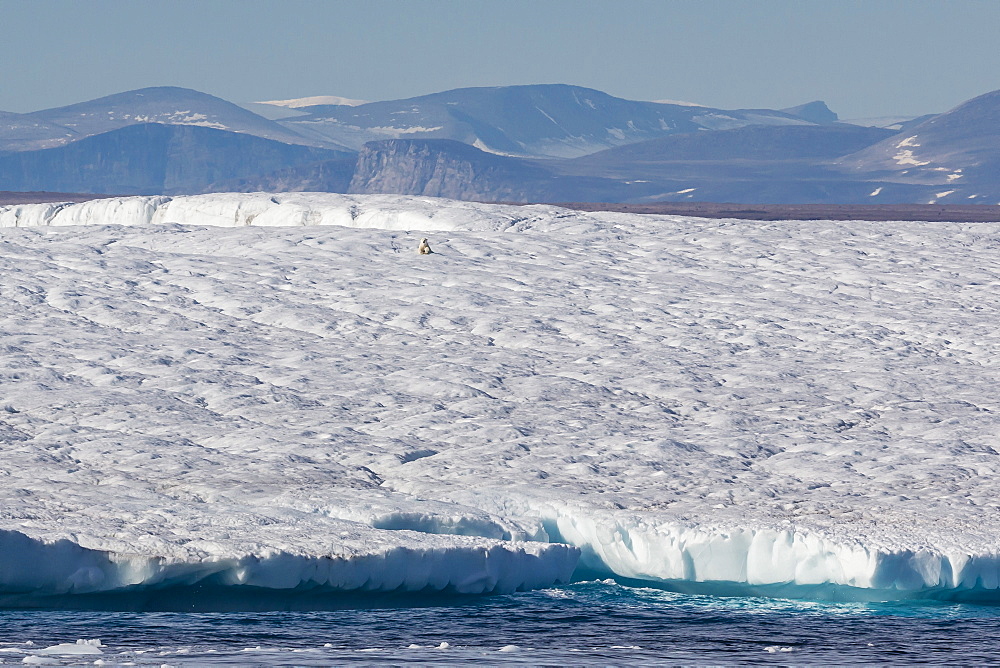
[2,0,998,119]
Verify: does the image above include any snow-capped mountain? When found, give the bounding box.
[277,84,818,158]
[240,96,372,122]
[0,86,347,152]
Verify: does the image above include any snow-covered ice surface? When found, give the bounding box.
[3,193,1000,607]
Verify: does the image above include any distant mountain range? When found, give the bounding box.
[273,84,821,158]
[1,84,998,204]
[0,87,346,153]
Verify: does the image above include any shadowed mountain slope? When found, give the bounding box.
[567,124,896,166]
[0,123,346,195]
[781,101,839,124]
[225,126,939,205]
[837,89,1000,202]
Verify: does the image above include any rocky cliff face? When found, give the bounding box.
[348,139,559,201]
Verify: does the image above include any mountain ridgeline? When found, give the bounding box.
[276,84,818,158]
[1,84,999,204]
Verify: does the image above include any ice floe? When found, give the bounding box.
[2,193,1000,604]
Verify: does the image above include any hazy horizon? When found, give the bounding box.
[2,0,999,119]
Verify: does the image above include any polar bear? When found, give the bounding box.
[417,238,433,254]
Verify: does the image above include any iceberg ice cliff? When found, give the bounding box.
[3,193,1000,606]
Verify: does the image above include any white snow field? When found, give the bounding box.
[3,193,1000,605]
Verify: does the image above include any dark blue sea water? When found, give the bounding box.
[3,580,1000,665]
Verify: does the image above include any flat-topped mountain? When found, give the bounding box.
[780,100,839,124]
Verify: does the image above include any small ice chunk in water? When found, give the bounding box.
[36,640,103,656]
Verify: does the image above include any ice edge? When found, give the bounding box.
[534,505,1000,600]
[0,529,580,605]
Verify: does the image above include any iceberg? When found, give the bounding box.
[2,193,1000,606]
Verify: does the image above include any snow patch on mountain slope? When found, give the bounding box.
[258,96,370,108]
[893,135,931,166]
[4,194,1000,604]
[652,99,706,107]
[368,125,444,134]
[115,111,229,130]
